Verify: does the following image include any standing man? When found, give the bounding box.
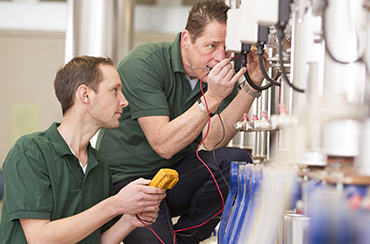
[97,0,267,243]
[0,56,166,244]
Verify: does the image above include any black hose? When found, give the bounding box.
[277,28,305,93]
[256,44,281,87]
[240,44,273,91]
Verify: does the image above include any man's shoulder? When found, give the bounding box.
[120,32,180,63]
[117,41,174,76]
[2,130,51,173]
[13,130,49,151]
[127,33,181,60]
[8,124,61,161]
[129,41,173,60]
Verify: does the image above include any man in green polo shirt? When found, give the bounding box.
[0,56,166,244]
[96,1,268,243]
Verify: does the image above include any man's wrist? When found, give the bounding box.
[197,98,215,117]
[242,82,261,98]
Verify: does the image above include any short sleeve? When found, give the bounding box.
[3,143,53,221]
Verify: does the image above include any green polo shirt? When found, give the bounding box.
[96,32,238,183]
[0,123,112,244]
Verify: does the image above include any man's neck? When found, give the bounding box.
[57,116,97,166]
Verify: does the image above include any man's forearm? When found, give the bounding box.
[21,197,118,244]
[100,214,137,244]
[202,87,256,150]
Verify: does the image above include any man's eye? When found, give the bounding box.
[208,44,215,48]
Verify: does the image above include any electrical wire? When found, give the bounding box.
[256,44,281,87]
[136,214,225,237]
[211,101,236,202]
[240,43,280,91]
[244,67,273,91]
[241,48,273,91]
[276,28,305,93]
[170,74,226,235]
[197,75,235,203]
[136,214,166,244]
[273,70,281,80]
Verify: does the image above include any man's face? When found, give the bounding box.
[183,21,230,80]
[89,65,128,129]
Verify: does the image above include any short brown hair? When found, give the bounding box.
[54,56,114,114]
[185,0,230,43]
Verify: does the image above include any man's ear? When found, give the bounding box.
[77,84,90,104]
[181,30,191,49]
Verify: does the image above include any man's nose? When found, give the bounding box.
[119,92,129,108]
[214,46,226,62]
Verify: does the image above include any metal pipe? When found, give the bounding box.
[65,0,135,64]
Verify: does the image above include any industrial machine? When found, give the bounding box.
[221,0,370,243]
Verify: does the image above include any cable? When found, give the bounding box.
[273,70,281,80]
[136,214,224,238]
[244,67,273,91]
[240,44,273,91]
[240,44,274,91]
[170,75,226,234]
[136,214,166,244]
[276,27,305,93]
[211,100,236,202]
[255,44,281,87]
[198,75,234,203]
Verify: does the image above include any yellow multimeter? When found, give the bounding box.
[148,168,179,190]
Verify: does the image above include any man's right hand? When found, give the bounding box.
[205,58,246,105]
[114,178,166,215]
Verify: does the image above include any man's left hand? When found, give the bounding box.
[247,46,269,86]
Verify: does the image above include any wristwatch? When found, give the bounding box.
[242,82,261,98]
[197,98,214,117]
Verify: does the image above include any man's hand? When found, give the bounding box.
[130,211,159,228]
[114,178,166,215]
[247,46,269,87]
[206,59,246,103]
